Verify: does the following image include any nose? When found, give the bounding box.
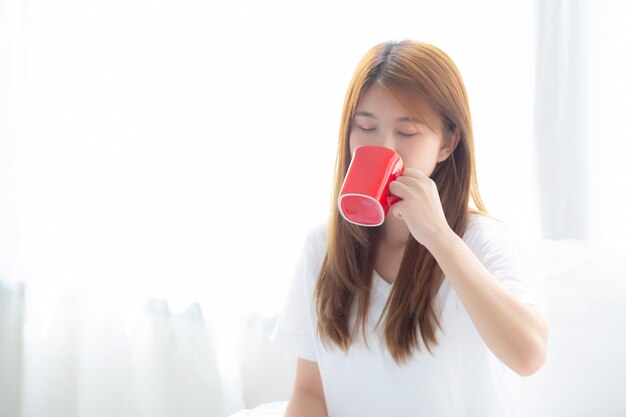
[380,130,396,153]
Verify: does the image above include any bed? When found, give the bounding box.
[228,238,626,417]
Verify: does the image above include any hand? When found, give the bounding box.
[388,168,451,248]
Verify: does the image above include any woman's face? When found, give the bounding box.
[348,84,454,177]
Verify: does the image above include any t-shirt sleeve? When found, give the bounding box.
[269,230,318,362]
[467,219,543,313]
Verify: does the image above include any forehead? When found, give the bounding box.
[355,84,440,125]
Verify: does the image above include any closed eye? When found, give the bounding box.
[356,126,417,137]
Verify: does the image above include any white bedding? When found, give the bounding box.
[227,401,287,417]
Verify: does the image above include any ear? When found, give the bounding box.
[437,128,461,163]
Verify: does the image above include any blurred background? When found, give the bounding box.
[1,0,625,416]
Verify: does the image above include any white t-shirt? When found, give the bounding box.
[270,213,542,417]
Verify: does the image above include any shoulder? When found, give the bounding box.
[464,212,513,235]
[295,220,329,281]
[462,213,518,253]
[303,220,329,254]
[463,213,542,308]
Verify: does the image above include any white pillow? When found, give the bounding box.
[239,314,296,409]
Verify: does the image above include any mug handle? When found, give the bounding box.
[387,195,402,206]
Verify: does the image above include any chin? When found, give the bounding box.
[384,212,403,225]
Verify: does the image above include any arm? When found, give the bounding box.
[285,357,329,417]
[426,228,549,376]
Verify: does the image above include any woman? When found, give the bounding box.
[271,39,548,417]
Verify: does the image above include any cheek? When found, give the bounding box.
[398,144,434,169]
[397,142,419,160]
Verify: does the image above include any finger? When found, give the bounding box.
[402,168,428,179]
[389,180,410,198]
[394,175,421,187]
[389,201,404,220]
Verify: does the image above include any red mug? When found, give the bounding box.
[338,145,404,226]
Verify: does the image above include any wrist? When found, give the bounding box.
[424,225,458,255]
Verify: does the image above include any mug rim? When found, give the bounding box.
[338,193,385,227]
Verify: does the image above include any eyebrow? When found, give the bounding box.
[354,111,424,124]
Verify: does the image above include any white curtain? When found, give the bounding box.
[534,0,626,252]
[2,0,623,416]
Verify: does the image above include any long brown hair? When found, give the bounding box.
[314,40,495,365]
